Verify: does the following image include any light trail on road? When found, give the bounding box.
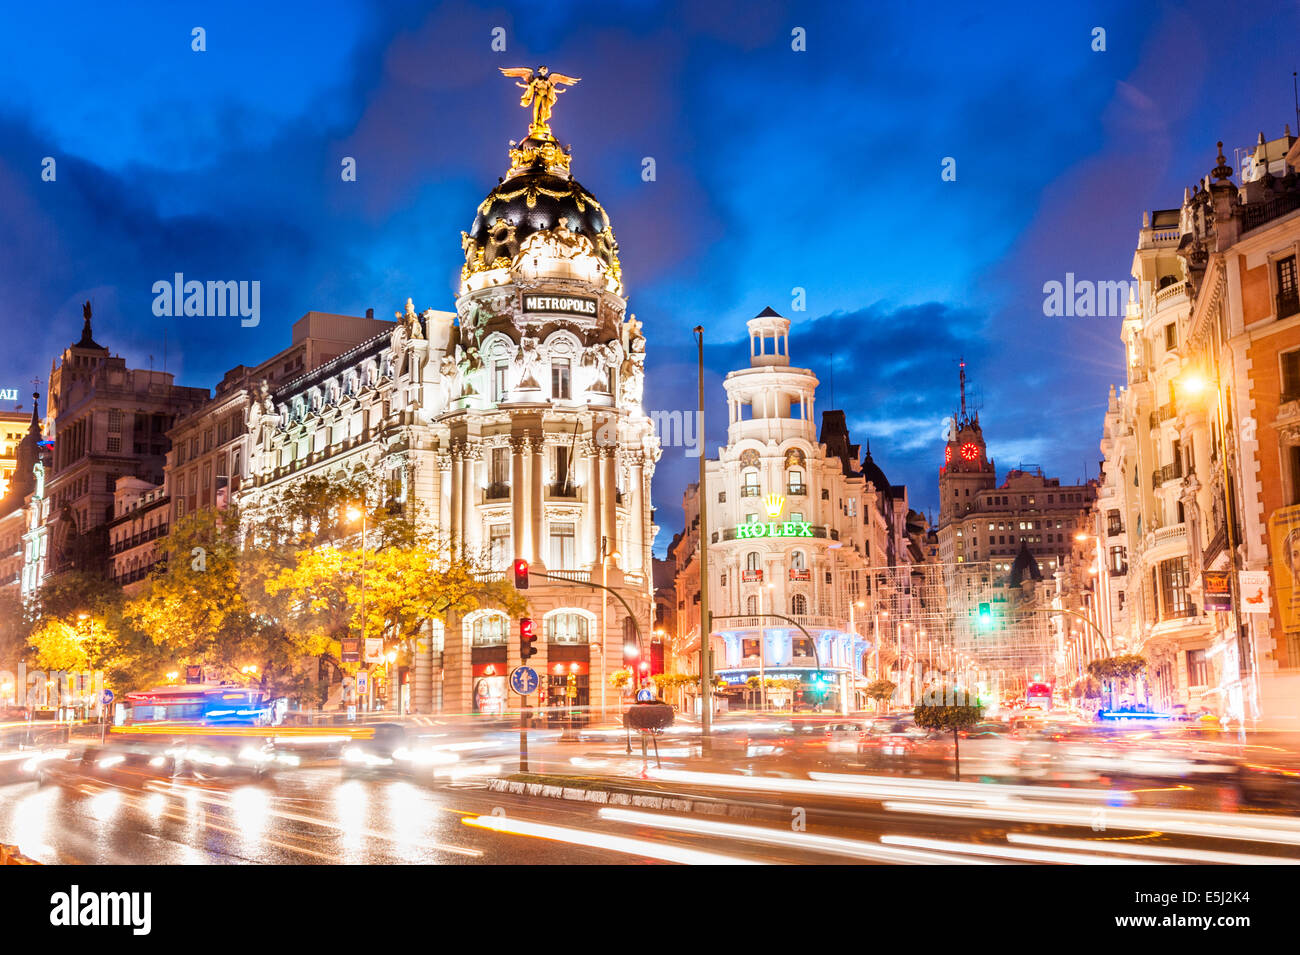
[462,812,765,864]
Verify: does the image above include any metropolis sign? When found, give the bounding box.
[734,521,814,539]
[522,293,597,316]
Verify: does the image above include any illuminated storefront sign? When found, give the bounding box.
[735,521,813,539]
[522,294,597,315]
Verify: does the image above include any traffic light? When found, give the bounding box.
[978,603,993,630]
[513,558,529,590]
[519,618,537,660]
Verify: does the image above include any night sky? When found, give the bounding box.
[0,1,1292,554]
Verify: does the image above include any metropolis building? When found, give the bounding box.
[240,76,659,716]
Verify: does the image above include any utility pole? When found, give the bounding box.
[696,326,712,747]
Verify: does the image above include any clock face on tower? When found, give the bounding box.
[960,442,979,462]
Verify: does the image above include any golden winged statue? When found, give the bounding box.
[500,65,580,135]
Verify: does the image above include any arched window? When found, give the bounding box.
[746,552,760,571]
[790,550,806,571]
[470,613,507,647]
[791,593,808,616]
[741,468,760,496]
[746,595,758,615]
[787,468,805,494]
[546,613,589,645]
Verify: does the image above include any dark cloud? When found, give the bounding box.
[0,0,1288,559]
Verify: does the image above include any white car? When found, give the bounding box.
[824,722,868,754]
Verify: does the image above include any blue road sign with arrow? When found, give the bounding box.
[509,666,539,695]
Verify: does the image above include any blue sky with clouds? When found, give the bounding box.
[0,0,1292,553]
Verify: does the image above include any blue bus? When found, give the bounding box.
[121,684,274,726]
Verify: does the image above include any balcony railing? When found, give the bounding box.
[1279,291,1300,320]
[1151,523,1187,547]
[1148,402,1177,428]
[742,570,764,582]
[740,486,762,498]
[1160,602,1200,621]
[546,482,578,498]
[1242,190,1300,233]
[484,482,511,501]
[1151,461,1183,488]
[544,569,591,583]
[786,483,807,496]
[788,569,811,581]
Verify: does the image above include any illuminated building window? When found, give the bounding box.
[471,614,507,647]
[551,359,571,400]
[489,524,510,570]
[493,361,508,403]
[546,613,589,645]
[549,522,576,569]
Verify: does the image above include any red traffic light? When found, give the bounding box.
[513,558,529,590]
[520,617,537,660]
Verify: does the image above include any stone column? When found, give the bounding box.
[460,449,474,557]
[511,437,527,562]
[588,443,603,565]
[530,438,544,566]
[629,453,645,574]
[465,446,480,553]
[603,449,617,563]
[436,451,453,543]
[448,446,463,554]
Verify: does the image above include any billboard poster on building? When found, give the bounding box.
[1268,504,1300,631]
[473,676,506,715]
[364,637,383,664]
[1238,571,1272,615]
[1202,570,1232,612]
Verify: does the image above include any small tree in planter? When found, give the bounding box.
[865,679,897,712]
[1087,654,1147,709]
[914,684,983,781]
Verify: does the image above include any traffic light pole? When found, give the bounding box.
[1019,605,1112,657]
[519,693,529,773]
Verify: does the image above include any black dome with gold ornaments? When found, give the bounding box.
[461,66,622,290]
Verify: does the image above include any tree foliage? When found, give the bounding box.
[913,685,984,733]
[914,684,983,781]
[865,679,897,702]
[1086,654,1147,682]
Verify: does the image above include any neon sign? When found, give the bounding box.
[735,521,813,539]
